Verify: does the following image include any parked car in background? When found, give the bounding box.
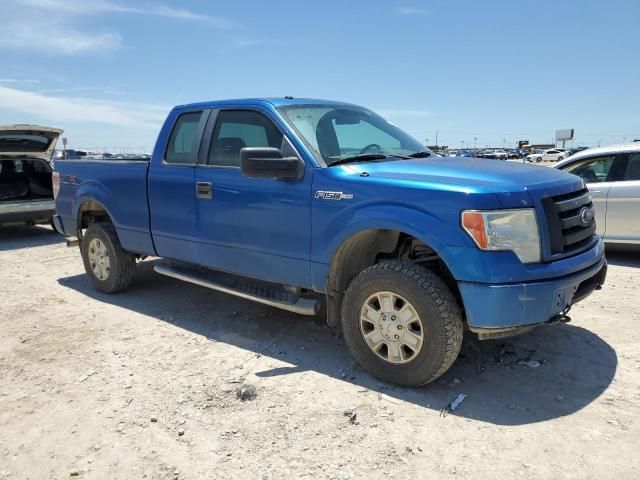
[480,149,508,160]
[0,124,62,226]
[52,149,86,161]
[506,149,520,159]
[566,146,589,158]
[555,143,640,248]
[526,148,568,163]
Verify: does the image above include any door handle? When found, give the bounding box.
[590,190,602,197]
[196,181,213,199]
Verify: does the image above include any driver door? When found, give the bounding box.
[193,108,313,287]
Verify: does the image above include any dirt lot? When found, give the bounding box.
[1,225,639,480]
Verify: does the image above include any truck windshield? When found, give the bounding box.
[277,105,431,166]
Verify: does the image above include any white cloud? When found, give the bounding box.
[12,0,237,27]
[0,0,237,55]
[0,20,121,54]
[0,85,168,130]
[399,7,427,15]
[0,79,41,84]
[150,6,237,28]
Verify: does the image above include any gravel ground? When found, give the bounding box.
[1,224,639,480]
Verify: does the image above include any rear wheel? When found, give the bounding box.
[536,156,542,162]
[81,223,136,293]
[341,261,463,386]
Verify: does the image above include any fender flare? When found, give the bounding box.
[73,181,117,232]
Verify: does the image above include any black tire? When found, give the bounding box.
[81,222,136,293]
[341,261,463,386]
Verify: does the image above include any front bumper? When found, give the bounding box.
[458,256,607,331]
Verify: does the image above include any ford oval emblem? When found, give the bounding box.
[579,206,594,225]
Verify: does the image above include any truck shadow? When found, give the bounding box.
[58,260,617,426]
[0,224,64,251]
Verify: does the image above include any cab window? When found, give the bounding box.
[165,111,203,165]
[208,110,283,167]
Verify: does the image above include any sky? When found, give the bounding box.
[0,0,638,152]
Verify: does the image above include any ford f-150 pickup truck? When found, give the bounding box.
[53,98,606,386]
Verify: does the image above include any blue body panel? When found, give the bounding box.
[193,164,313,287]
[54,97,606,331]
[459,256,606,328]
[147,106,199,264]
[54,159,155,255]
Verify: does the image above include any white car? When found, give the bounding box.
[492,149,509,160]
[526,148,568,163]
[555,143,640,247]
[479,149,508,159]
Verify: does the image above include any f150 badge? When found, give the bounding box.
[315,191,354,200]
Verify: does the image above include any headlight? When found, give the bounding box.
[461,209,541,263]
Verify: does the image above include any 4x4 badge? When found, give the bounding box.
[315,191,354,200]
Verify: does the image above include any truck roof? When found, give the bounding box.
[175,97,357,110]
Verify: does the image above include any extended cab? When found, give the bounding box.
[53,98,606,386]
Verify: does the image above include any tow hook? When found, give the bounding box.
[548,305,572,324]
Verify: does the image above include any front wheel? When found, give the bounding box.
[81,223,136,293]
[341,261,463,386]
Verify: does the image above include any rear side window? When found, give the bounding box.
[208,110,283,167]
[165,111,203,164]
[624,153,640,181]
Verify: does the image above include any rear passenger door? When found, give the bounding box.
[604,152,640,243]
[148,109,208,264]
[193,108,312,287]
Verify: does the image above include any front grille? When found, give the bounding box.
[542,187,597,257]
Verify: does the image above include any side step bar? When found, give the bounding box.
[154,263,319,316]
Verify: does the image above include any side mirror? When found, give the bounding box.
[240,147,301,180]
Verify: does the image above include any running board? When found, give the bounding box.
[153,263,319,316]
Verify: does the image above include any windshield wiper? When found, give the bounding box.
[327,153,410,167]
[408,151,432,158]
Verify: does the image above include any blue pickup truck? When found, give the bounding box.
[53,98,606,386]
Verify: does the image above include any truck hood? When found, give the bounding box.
[0,124,63,161]
[345,157,582,194]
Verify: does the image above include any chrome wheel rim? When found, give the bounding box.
[88,238,110,281]
[359,291,424,364]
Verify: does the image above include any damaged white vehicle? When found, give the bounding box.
[0,125,62,226]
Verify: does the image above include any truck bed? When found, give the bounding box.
[54,158,155,255]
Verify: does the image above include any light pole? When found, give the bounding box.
[502,139,506,149]
[435,131,439,147]
[460,140,464,149]
[474,137,477,148]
